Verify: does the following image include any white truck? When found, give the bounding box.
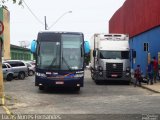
[90,33,131,84]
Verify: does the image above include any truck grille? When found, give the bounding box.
[106,63,123,78]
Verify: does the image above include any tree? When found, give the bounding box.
[0,0,22,7]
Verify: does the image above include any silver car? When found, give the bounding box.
[2,63,14,81]
[25,62,35,76]
[3,60,28,80]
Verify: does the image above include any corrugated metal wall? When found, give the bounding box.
[109,0,160,37]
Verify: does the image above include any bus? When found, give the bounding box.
[31,31,85,91]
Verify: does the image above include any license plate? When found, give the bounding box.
[111,74,118,77]
[56,81,64,85]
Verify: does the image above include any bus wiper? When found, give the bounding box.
[62,57,72,70]
[48,45,60,69]
[48,57,58,68]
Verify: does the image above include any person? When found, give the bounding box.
[147,61,153,85]
[134,65,142,87]
[153,57,158,83]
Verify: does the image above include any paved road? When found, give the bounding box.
[3,70,160,119]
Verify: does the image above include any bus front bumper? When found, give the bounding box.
[35,76,84,88]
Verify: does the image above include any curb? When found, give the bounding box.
[140,85,160,93]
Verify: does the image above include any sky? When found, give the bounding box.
[4,0,125,47]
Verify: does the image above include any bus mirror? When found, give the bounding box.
[132,50,136,58]
[93,50,96,57]
[31,40,37,53]
[84,41,90,54]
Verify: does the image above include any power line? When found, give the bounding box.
[22,0,44,25]
[48,11,72,30]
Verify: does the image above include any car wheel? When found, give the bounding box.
[18,72,25,80]
[28,70,34,76]
[6,74,13,81]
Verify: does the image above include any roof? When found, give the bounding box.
[38,31,83,35]
[109,0,160,38]
[11,44,30,51]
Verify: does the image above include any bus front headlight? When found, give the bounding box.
[36,72,47,77]
[74,73,84,78]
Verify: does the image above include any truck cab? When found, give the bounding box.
[90,34,131,84]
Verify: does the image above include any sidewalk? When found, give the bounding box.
[141,81,160,93]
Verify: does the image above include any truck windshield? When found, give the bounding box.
[37,34,84,70]
[99,51,129,59]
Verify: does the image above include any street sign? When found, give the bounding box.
[0,21,4,35]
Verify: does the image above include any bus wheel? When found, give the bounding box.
[39,85,44,90]
[74,87,80,92]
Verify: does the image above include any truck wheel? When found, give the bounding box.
[95,80,100,85]
[91,70,96,80]
[18,72,25,80]
[6,74,13,81]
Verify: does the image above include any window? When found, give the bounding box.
[11,52,14,59]
[15,53,17,60]
[7,62,18,67]
[8,61,25,67]
[29,54,31,60]
[6,64,11,68]
[18,61,25,66]
[144,43,149,51]
[2,64,7,68]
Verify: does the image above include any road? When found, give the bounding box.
[3,70,160,120]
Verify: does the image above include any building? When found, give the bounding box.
[0,7,10,60]
[109,0,160,75]
[10,44,34,61]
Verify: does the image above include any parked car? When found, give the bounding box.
[2,63,14,81]
[25,62,35,76]
[3,60,28,80]
[25,60,35,68]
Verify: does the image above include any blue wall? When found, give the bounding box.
[129,26,160,75]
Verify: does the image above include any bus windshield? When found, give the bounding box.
[61,34,83,70]
[37,34,84,70]
[37,41,61,70]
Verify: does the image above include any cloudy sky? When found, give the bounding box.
[5,0,125,46]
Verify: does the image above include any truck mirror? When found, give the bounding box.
[93,50,96,57]
[132,51,136,58]
[31,40,37,54]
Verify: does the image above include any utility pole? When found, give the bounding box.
[44,16,48,30]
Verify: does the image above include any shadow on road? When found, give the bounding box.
[38,87,81,95]
[94,80,131,85]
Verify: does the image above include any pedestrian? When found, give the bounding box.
[153,57,158,83]
[134,65,142,87]
[147,61,153,85]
